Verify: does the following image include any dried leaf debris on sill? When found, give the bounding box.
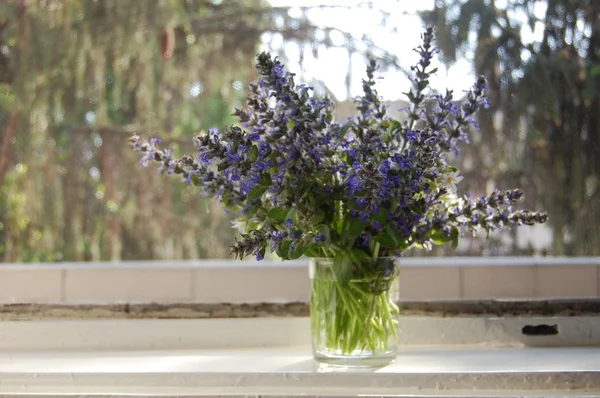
[1,299,599,320]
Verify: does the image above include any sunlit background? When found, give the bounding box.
[0,0,597,262]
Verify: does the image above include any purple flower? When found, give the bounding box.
[271,63,284,78]
[379,160,391,174]
[392,153,411,170]
[347,148,359,159]
[347,176,363,197]
[270,231,285,252]
[131,31,547,264]
[254,160,273,172]
[314,233,326,243]
[259,143,270,156]
[140,154,150,168]
[226,150,241,163]
[253,248,265,261]
[406,130,419,143]
[356,234,372,247]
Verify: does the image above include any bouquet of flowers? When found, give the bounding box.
[130,27,547,365]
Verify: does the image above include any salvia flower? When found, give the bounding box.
[130,26,547,261]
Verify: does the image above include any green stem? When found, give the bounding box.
[372,242,380,259]
[311,257,398,356]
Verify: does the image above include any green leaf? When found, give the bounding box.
[408,203,421,214]
[247,185,268,201]
[349,248,371,263]
[349,248,372,278]
[287,119,295,131]
[451,228,459,250]
[340,152,353,165]
[221,193,232,207]
[387,119,402,133]
[243,206,259,219]
[276,240,292,260]
[342,216,368,243]
[385,225,400,246]
[403,91,416,102]
[311,209,325,225]
[430,230,452,245]
[304,243,324,258]
[258,173,272,187]
[246,222,261,232]
[288,241,306,260]
[374,226,407,251]
[337,120,353,137]
[248,145,259,161]
[376,231,396,247]
[286,208,299,225]
[315,224,331,243]
[396,239,408,252]
[217,161,229,172]
[373,208,388,224]
[263,217,277,230]
[268,207,288,222]
[333,250,353,285]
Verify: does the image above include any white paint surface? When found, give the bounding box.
[1,347,600,396]
[2,316,600,352]
[1,317,600,397]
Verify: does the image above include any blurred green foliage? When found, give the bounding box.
[0,0,314,261]
[421,0,600,255]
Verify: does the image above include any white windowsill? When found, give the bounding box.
[2,317,600,351]
[1,317,600,397]
[3,347,600,397]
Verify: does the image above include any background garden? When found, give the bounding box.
[0,0,597,262]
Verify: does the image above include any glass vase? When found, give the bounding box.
[309,257,400,367]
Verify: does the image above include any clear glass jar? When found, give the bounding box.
[309,257,400,367]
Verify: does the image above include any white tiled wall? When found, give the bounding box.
[64,268,194,302]
[0,268,63,302]
[0,259,598,303]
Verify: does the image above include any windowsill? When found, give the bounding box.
[2,316,600,351]
[2,333,600,396]
[2,259,599,396]
[2,311,599,397]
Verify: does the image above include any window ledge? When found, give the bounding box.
[2,317,600,396]
[2,343,600,396]
[2,316,600,351]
